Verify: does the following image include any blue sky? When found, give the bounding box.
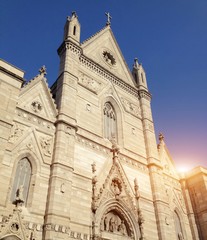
[1,0,206,170]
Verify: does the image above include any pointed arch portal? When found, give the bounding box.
[95,200,140,240]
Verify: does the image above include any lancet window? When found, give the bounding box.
[103,102,117,140]
[10,158,32,205]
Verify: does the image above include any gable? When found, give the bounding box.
[18,72,57,121]
[81,26,136,87]
[159,142,179,178]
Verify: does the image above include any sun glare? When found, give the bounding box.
[177,166,190,173]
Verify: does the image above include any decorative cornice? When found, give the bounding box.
[15,108,56,131]
[138,89,152,101]
[76,135,148,173]
[58,40,139,98]
[57,40,82,56]
[79,54,138,97]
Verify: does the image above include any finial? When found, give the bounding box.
[159,132,164,142]
[105,12,112,26]
[134,58,139,68]
[39,66,47,76]
[71,11,78,18]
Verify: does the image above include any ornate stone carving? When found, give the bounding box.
[121,97,141,118]
[91,162,96,173]
[40,137,52,156]
[16,108,55,131]
[110,136,120,159]
[102,51,116,66]
[8,123,24,143]
[134,178,140,200]
[111,178,122,198]
[0,205,38,240]
[79,54,139,97]
[78,73,103,94]
[138,209,145,240]
[101,211,129,236]
[31,101,42,113]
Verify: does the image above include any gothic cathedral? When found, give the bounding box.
[0,12,207,240]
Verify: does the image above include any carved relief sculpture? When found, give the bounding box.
[101,211,130,237]
[78,73,103,94]
[40,137,52,156]
[31,101,42,113]
[8,123,24,143]
[121,97,140,118]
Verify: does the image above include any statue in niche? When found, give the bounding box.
[109,216,115,232]
[111,178,122,197]
[118,220,126,235]
[101,212,129,236]
[138,209,145,239]
[104,216,109,231]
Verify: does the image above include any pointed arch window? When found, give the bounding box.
[73,25,76,35]
[103,102,117,140]
[10,158,32,205]
[174,211,184,240]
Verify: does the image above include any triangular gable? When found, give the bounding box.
[158,137,179,178]
[81,26,136,87]
[93,155,137,215]
[9,124,53,165]
[18,69,57,121]
[0,206,31,240]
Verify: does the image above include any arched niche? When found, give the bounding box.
[96,200,140,240]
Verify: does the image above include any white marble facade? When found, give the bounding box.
[0,12,206,240]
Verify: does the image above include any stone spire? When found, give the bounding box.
[132,58,148,90]
[63,11,81,44]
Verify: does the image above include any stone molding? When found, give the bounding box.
[58,40,139,98]
[15,108,56,131]
[138,90,151,101]
[76,135,148,173]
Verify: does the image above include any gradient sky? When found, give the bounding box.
[0,0,206,171]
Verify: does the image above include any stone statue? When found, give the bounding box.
[118,220,126,235]
[138,209,145,239]
[104,216,109,231]
[16,185,24,202]
[109,217,115,232]
[110,136,120,158]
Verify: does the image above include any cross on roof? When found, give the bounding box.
[105,12,112,26]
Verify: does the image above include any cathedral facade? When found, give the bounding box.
[0,12,206,240]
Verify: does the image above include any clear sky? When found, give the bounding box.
[0,0,206,171]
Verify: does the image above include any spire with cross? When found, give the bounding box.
[105,12,112,26]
